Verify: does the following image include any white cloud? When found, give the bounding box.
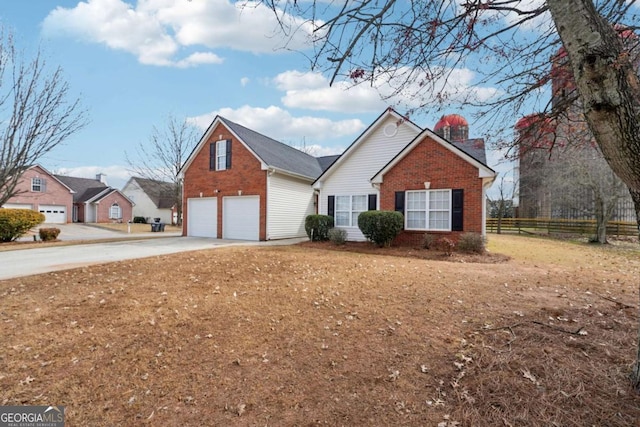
[42,0,314,67]
[188,105,364,146]
[273,68,500,114]
[240,77,250,86]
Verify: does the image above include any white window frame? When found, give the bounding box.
[109,203,122,219]
[31,177,43,192]
[335,195,368,227]
[405,189,452,231]
[216,140,227,171]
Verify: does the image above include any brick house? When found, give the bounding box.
[54,174,134,223]
[182,109,495,243]
[180,116,337,240]
[314,109,496,244]
[1,165,74,223]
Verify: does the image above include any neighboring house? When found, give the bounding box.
[181,109,496,243]
[314,110,496,245]
[122,177,177,224]
[2,165,74,223]
[180,116,335,240]
[54,174,134,223]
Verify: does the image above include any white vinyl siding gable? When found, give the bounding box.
[267,173,315,240]
[318,116,419,241]
[122,180,172,223]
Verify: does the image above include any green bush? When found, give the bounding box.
[305,214,334,241]
[457,232,485,253]
[0,209,46,242]
[328,227,347,245]
[39,227,61,241]
[357,210,404,247]
[133,216,147,224]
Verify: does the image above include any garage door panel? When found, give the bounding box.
[223,196,259,241]
[38,205,67,224]
[187,198,217,238]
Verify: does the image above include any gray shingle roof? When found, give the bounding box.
[219,117,324,180]
[131,177,176,209]
[54,175,109,203]
[452,138,488,165]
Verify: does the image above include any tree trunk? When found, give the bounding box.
[547,0,640,391]
[628,190,640,389]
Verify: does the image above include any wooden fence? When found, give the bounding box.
[486,218,639,237]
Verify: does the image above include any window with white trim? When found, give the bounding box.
[109,203,122,219]
[335,195,367,227]
[31,177,44,192]
[405,189,451,231]
[216,140,227,171]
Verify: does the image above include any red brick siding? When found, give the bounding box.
[4,166,73,223]
[182,123,268,240]
[380,135,484,246]
[95,192,133,223]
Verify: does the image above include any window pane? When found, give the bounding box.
[407,211,426,229]
[429,191,449,210]
[335,212,349,227]
[336,196,350,210]
[407,191,426,209]
[352,195,367,211]
[216,141,227,170]
[429,211,449,230]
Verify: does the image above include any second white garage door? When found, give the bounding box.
[38,205,67,223]
[187,198,217,238]
[223,196,259,241]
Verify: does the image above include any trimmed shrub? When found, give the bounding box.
[357,210,404,247]
[457,232,485,253]
[0,209,46,242]
[328,227,347,245]
[422,233,436,249]
[133,216,147,224]
[305,214,334,241]
[39,227,61,241]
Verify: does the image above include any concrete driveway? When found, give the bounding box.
[2,229,307,280]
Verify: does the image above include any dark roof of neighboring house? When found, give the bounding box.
[452,138,487,165]
[54,175,110,203]
[131,177,176,209]
[219,117,325,180]
[317,155,340,172]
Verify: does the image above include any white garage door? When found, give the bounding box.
[187,198,217,238]
[38,205,67,223]
[223,196,260,241]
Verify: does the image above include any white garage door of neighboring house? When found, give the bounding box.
[3,203,33,210]
[187,198,217,238]
[38,205,67,224]
[223,196,260,241]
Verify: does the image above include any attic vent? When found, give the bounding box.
[383,123,398,137]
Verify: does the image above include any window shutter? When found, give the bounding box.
[42,178,47,192]
[226,140,232,169]
[209,142,216,170]
[394,191,405,214]
[327,195,335,217]
[368,194,377,210]
[452,189,464,231]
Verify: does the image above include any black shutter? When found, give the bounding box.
[452,189,464,231]
[327,196,335,217]
[394,191,405,214]
[209,142,216,170]
[368,194,377,210]
[226,140,232,169]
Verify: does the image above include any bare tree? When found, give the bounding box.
[255,0,640,388]
[487,173,516,234]
[0,27,87,206]
[125,114,199,225]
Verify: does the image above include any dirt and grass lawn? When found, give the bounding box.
[1,234,639,426]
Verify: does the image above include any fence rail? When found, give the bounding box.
[486,218,638,237]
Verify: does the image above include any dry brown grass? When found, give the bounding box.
[0,234,639,426]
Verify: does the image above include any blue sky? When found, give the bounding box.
[1,0,516,191]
